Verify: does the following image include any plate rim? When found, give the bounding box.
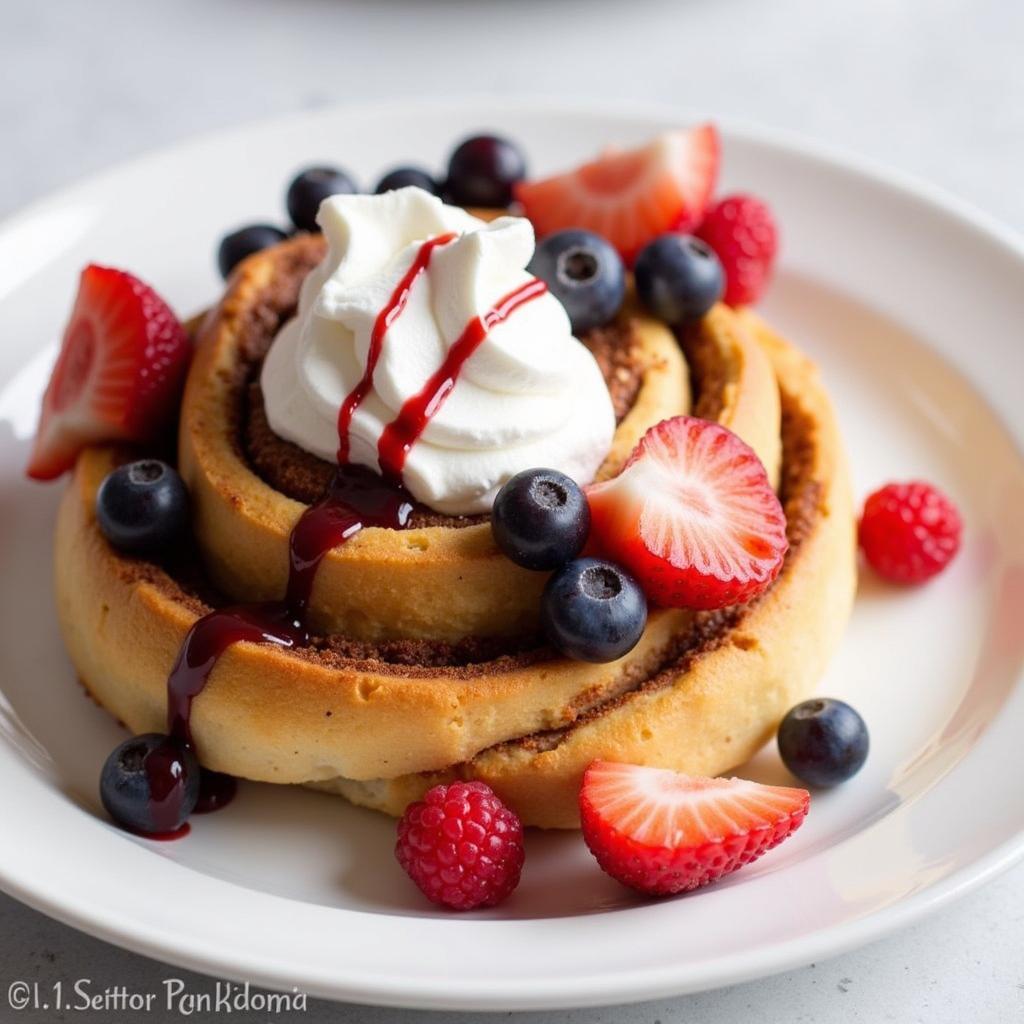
[1,95,1023,1010]
[3,828,1023,1010]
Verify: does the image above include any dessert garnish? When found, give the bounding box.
[526,229,626,334]
[696,193,780,306]
[396,781,525,910]
[490,468,647,662]
[100,733,200,840]
[777,698,870,788]
[634,234,724,326]
[444,133,527,208]
[374,166,439,197]
[218,224,288,279]
[491,468,590,571]
[541,558,647,663]
[514,124,720,263]
[579,761,809,896]
[488,463,651,664]
[286,165,359,232]
[586,415,788,609]
[95,459,189,555]
[26,265,190,480]
[858,481,962,583]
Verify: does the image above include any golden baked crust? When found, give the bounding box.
[55,457,692,783]
[314,314,856,826]
[178,235,694,642]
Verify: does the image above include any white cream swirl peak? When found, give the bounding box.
[261,188,616,515]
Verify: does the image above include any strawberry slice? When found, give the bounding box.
[586,416,788,609]
[514,125,719,264]
[26,265,191,481]
[580,761,809,895]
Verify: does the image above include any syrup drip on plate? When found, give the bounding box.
[139,738,197,839]
[194,771,238,814]
[144,233,540,837]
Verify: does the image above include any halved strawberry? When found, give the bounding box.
[514,125,719,264]
[580,761,809,895]
[26,265,191,480]
[586,416,788,609]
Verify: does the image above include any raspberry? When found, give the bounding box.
[858,481,962,584]
[395,781,524,910]
[696,193,779,306]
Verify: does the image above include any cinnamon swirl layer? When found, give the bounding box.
[314,315,856,826]
[178,235,699,641]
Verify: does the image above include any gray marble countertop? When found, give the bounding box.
[2,1,1022,1020]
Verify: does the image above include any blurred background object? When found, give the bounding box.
[2,0,1023,226]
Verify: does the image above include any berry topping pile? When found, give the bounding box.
[513,126,784,308]
[396,781,525,911]
[858,481,962,583]
[579,761,809,896]
[26,265,191,481]
[491,467,649,663]
[491,415,788,663]
[586,416,789,610]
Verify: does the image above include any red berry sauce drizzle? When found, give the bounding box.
[376,277,548,478]
[144,234,547,836]
[337,231,457,464]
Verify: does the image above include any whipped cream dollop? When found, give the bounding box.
[261,187,615,515]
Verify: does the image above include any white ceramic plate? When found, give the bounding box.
[0,99,1022,1011]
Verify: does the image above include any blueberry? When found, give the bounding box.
[527,229,626,335]
[777,698,869,787]
[286,166,359,232]
[100,733,200,835]
[217,224,288,279]
[492,469,590,571]
[634,234,724,325]
[445,134,526,208]
[542,558,647,663]
[374,166,439,195]
[96,459,189,555]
